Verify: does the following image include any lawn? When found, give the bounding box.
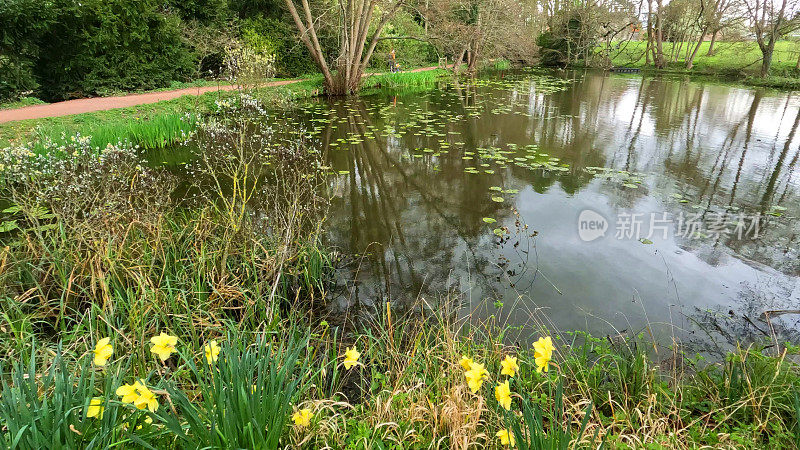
[607,39,800,76]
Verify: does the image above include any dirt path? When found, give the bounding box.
[0,66,442,124]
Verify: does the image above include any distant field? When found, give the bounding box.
[607,40,800,76]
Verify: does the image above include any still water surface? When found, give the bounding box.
[235,71,800,348]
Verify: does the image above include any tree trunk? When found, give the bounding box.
[654,0,665,69]
[686,25,709,70]
[284,0,402,96]
[761,46,773,77]
[454,47,467,72]
[706,29,718,55]
[795,45,800,70]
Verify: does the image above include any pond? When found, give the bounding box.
[196,70,800,350]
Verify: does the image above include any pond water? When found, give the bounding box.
[201,70,800,349]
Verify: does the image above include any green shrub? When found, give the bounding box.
[35,0,195,101]
[241,16,320,77]
[0,0,55,101]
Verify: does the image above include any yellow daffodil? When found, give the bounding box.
[204,340,220,364]
[496,428,516,447]
[533,336,554,373]
[134,385,159,412]
[464,362,489,393]
[343,346,360,370]
[292,408,313,427]
[150,332,178,362]
[500,355,519,378]
[116,383,140,404]
[86,397,104,419]
[93,337,113,366]
[495,380,512,410]
[116,379,158,412]
[459,355,474,371]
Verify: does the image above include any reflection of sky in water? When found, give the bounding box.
[299,71,800,346]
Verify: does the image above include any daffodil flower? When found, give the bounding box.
[495,379,512,410]
[533,336,554,373]
[204,340,220,364]
[464,362,489,393]
[86,397,104,419]
[134,385,159,412]
[116,382,140,404]
[496,428,516,447]
[500,355,519,377]
[116,379,158,412]
[292,408,313,427]
[459,355,474,371]
[93,337,113,366]
[343,346,360,370]
[150,332,178,362]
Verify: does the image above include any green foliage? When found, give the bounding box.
[241,16,321,77]
[0,0,55,101]
[372,12,438,70]
[167,0,229,24]
[362,69,446,92]
[0,96,46,110]
[32,113,199,152]
[0,348,136,449]
[538,11,596,68]
[505,381,597,449]
[538,31,570,67]
[35,0,195,101]
[160,335,311,449]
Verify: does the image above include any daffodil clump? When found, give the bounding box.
[292,408,314,427]
[86,333,181,421]
[343,346,360,370]
[460,336,555,447]
[204,340,221,364]
[533,336,554,373]
[116,379,159,412]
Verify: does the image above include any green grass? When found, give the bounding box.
[607,40,800,79]
[0,97,47,110]
[0,70,437,150]
[30,112,199,152]
[362,68,447,91]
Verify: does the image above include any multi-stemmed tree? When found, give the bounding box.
[283,0,406,95]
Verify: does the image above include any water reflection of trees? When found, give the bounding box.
[530,74,799,275]
[319,98,514,313]
[303,72,798,333]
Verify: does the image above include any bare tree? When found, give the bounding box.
[743,0,800,76]
[645,0,666,68]
[685,0,735,69]
[283,0,405,95]
[424,0,536,72]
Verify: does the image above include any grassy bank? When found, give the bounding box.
[0,77,325,149]
[606,40,800,88]
[0,69,448,150]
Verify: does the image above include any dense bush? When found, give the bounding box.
[0,0,54,101]
[241,16,322,77]
[372,12,438,70]
[34,0,195,100]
